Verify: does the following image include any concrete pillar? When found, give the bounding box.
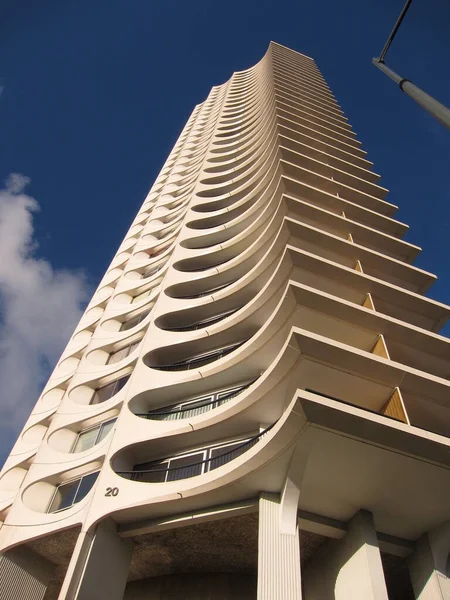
[303,510,389,600]
[257,493,302,600]
[58,519,132,600]
[0,545,52,600]
[409,524,450,599]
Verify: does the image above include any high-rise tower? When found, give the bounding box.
[1,41,450,600]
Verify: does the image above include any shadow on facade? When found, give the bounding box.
[0,526,80,600]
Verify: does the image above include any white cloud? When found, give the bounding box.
[0,174,91,465]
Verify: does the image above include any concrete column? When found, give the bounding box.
[257,492,302,600]
[303,510,389,600]
[409,524,450,599]
[59,519,132,600]
[0,545,52,600]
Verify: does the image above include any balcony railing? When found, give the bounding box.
[180,257,232,273]
[136,382,252,421]
[117,424,274,483]
[151,341,245,371]
[179,281,233,299]
[166,308,240,332]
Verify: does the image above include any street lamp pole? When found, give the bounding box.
[373,0,450,130]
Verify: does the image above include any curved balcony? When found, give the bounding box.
[117,425,273,483]
[144,241,172,260]
[173,281,234,300]
[135,382,253,421]
[140,262,165,280]
[162,308,241,332]
[147,341,245,372]
[174,255,233,273]
[130,282,159,305]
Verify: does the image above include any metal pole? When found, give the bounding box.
[372,59,450,130]
[378,0,413,62]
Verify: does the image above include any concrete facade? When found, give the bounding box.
[1,41,450,599]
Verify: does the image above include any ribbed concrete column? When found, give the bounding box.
[257,492,301,600]
[59,519,132,600]
[409,530,450,599]
[0,545,52,600]
[303,510,389,600]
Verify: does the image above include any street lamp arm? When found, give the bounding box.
[372,0,450,130]
[372,59,450,130]
[377,0,413,63]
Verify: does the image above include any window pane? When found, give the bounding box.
[133,461,168,483]
[48,480,79,513]
[177,396,215,418]
[120,309,150,331]
[108,346,128,365]
[149,243,170,258]
[217,386,244,404]
[75,472,99,503]
[208,441,248,471]
[72,427,100,453]
[142,266,159,279]
[97,419,116,442]
[108,341,139,365]
[197,309,236,328]
[116,375,130,393]
[94,381,116,404]
[93,375,129,404]
[121,315,140,331]
[137,309,151,323]
[132,289,151,304]
[127,341,139,356]
[167,453,204,481]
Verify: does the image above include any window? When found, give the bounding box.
[208,440,251,470]
[145,383,250,421]
[141,264,161,279]
[147,242,171,259]
[167,453,204,481]
[91,375,130,405]
[131,288,152,304]
[154,341,244,371]
[169,308,240,332]
[193,308,238,328]
[120,308,151,331]
[72,418,117,453]
[155,225,173,240]
[107,340,140,365]
[194,257,231,272]
[132,434,257,483]
[162,212,179,224]
[48,471,99,513]
[181,281,233,299]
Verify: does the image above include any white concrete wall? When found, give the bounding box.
[302,511,389,600]
[68,520,132,600]
[123,573,256,600]
[409,527,450,599]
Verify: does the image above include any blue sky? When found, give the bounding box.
[0,0,449,465]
